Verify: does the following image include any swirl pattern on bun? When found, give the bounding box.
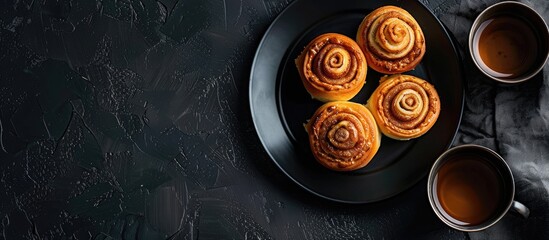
[357,6,426,74]
[366,74,440,140]
[296,33,367,102]
[306,101,381,171]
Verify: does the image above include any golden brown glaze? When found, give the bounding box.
[306,102,381,171]
[357,6,425,74]
[296,33,367,102]
[366,74,440,140]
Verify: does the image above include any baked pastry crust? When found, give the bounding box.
[306,101,381,171]
[296,33,367,102]
[366,74,440,140]
[357,6,425,74]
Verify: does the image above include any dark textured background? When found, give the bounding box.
[0,0,547,239]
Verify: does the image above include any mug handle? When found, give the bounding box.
[511,201,530,218]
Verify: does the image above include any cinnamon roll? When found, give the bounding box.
[306,101,381,171]
[296,33,367,102]
[366,74,440,140]
[357,6,426,74]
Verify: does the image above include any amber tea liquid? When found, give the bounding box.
[472,15,539,79]
[433,154,505,226]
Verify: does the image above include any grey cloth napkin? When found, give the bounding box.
[436,0,549,238]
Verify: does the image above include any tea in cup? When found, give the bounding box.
[469,1,549,84]
[427,144,529,231]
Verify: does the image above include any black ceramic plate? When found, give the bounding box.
[249,0,464,203]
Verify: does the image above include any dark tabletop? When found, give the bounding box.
[1,0,548,239]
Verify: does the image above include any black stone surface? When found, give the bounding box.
[0,0,547,239]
